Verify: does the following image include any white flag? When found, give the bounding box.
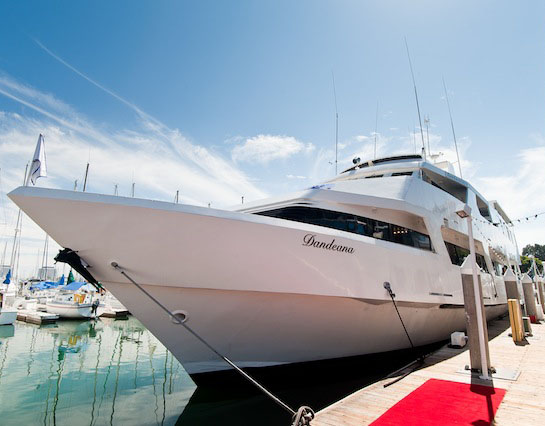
[29,134,47,185]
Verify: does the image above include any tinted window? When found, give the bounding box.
[445,241,489,272]
[255,207,432,251]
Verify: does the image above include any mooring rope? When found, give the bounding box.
[382,281,426,388]
[110,262,314,426]
[383,282,415,349]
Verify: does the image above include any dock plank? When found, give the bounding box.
[314,317,545,425]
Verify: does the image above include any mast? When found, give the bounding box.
[404,38,426,159]
[41,234,49,280]
[9,163,28,272]
[1,241,7,269]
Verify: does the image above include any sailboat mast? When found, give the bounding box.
[41,234,49,279]
[1,241,7,269]
[9,163,28,270]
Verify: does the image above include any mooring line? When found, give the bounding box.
[110,262,314,426]
[382,281,427,388]
[383,282,415,349]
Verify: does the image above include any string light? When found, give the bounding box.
[509,211,545,226]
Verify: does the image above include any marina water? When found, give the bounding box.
[0,318,194,425]
[0,317,440,425]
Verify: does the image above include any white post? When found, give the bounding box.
[466,213,490,380]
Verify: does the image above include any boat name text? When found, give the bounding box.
[302,234,354,254]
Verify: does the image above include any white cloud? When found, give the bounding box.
[0,74,268,278]
[231,134,314,164]
[477,145,545,249]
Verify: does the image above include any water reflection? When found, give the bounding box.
[0,318,194,426]
[0,317,442,425]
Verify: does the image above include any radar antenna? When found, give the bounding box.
[442,77,463,178]
[332,71,339,175]
[404,38,426,159]
[374,101,379,159]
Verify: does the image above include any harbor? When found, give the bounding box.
[2,2,545,425]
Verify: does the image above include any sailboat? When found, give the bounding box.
[45,273,98,319]
[0,270,17,326]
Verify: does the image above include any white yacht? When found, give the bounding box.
[8,154,519,383]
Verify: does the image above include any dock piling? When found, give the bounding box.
[461,268,492,374]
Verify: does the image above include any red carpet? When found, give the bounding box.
[371,378,506,426]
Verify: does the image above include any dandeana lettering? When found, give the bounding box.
[302,234,354,254]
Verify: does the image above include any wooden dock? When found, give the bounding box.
[313,317,545,425]
[16,309,59,325]
[100,308,130,318]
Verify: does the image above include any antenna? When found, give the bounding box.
[424,115,431,155]
[374,101,379,159]
[412,125,417,154]
[131,182,135,198]
[442,77,463,178]
[114,183,118,196]
[332,71,339,175]
[404,38,426,159]
[241,196,244,204]
[82,162,90,192]
[73,179,78,191]
[175,190,179,204]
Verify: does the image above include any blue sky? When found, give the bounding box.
[1,1,544,276]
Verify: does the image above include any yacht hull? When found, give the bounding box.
[104,283,506,376]
[8,187,508,377]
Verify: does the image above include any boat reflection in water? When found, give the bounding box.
[0,317,194,425]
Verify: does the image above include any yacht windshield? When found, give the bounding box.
[255,206,432,251]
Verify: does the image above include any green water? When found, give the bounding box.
[0,318,195,425]
[0,317,440,425]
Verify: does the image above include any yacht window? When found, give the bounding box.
[445,241,489,272]
[255,206,432,251]
[391,172,413,177]
[422,170,467,203]
[476,195,492,222]
[365,174,383,179]
[492,261,505,276]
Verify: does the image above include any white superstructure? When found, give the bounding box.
[8,155,519,382]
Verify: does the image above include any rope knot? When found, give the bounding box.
[292,406,315,426]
